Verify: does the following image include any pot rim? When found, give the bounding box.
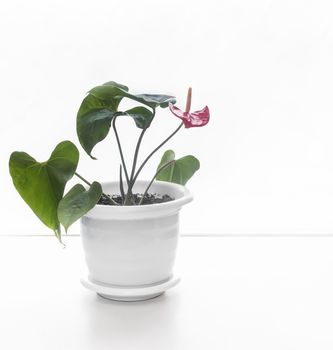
[100,179,192,209]
[83,180,193,219]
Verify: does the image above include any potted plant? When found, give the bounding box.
[8,81,210,301]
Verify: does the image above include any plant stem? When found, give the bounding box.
[129,109,155,183]
[131,121,184,186]
[112,114,130,186]
[74,172,91,186]
[138,160,176,205]
[74,172,119,206]
[123,128,146,205]
[124,108,155,205]
[130,129,147,181]
[119,164,125,203]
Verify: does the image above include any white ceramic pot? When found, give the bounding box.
[80,180,192,301]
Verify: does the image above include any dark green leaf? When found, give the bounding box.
[77,107,115,159]
[57,182,102,232]
[77,83,130,158]
[9,141,79,241]
[89,83,128,102]
[102,81,129,91]
[156,150,200,185]
[134,94,176,108]
[89,82,176,108]
[125,106,154,129]
[77,81,176,157]
[77,93,117,119]
[156,150,175,180]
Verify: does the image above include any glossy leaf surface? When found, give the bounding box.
[77,81,176,157]
[77,105,115,159]
[57,182,102,232]
[125,106,154,129]
[77,82,129,158]
[156,150,200,185]
[9,141,79,240]
[89,82,175,108]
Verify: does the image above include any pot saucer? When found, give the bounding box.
[81,275,180,302]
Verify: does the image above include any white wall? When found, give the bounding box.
[1,0,333,235]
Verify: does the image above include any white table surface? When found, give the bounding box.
[0,236,333,350]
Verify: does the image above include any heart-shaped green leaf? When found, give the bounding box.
[77,105,115,159]
[57,182,102,232]
[77,82,130,158]
[156,150,200,185]
[9,141,79,241]
[125,106,154,129]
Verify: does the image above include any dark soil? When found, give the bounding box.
[98,193,174,206]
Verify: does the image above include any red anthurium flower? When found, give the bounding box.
[169,87,210,128]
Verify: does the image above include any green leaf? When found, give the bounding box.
[156,150,200,185]
[133,94,176,108]
[57,182,102,232]
[125,106,154,129]
[89,82,176,109]
[77,81,176,157]
[103,81,129,92]
[156,150,175,180]
[9,141,79,241]
[77,93,117,119]
[77,106,115,159]
[89,81,129,106]
[76,83,130,158]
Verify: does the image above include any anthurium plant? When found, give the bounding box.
[9,82,210,242]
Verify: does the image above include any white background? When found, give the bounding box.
[1,0,333,235]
